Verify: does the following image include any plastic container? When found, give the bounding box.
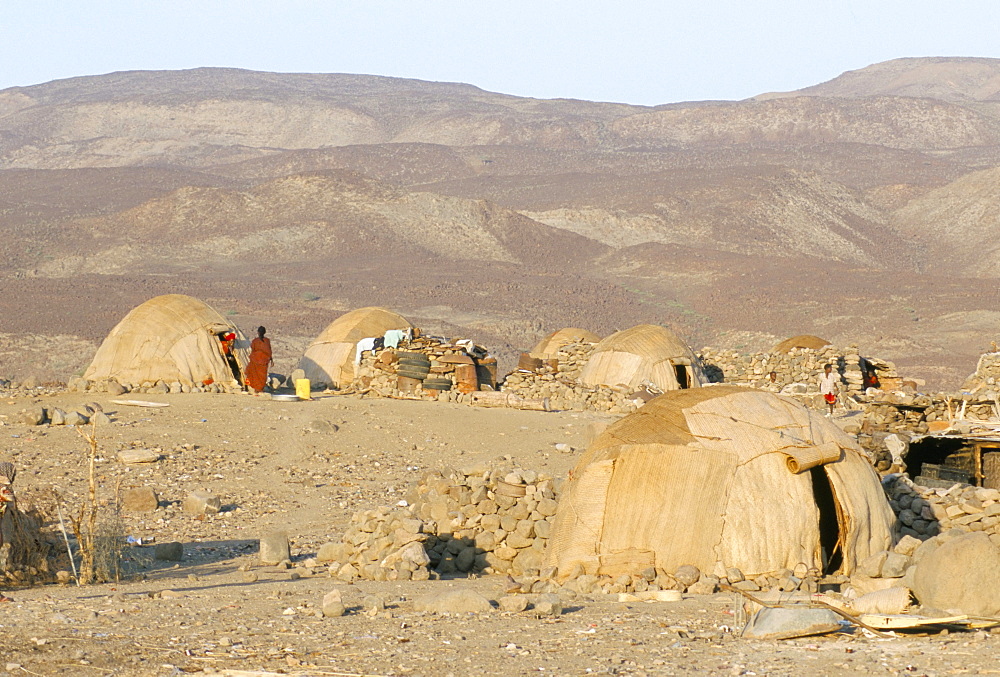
[295,378,312,400]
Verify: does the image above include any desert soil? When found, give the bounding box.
[0,390,995,676]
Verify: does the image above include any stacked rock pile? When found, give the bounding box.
[882,474,944,541]
[698,344,899,396]
[500,342,640,414]
[317,463,559,582]
[883,473,1000,548]
[17,403,112,427]
[0,377,65,397]
[962,351,1000,395]
[353,335,497,402]
[67,376,245,395]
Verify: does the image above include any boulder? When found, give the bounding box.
[154,542,184,561]
[322,589,346,617]
[183,490,221,516]
[741,607,841,640]
[413,588,492,614]
[259,531,290,565]
[912,532,1000,616]
[121,487,159,513]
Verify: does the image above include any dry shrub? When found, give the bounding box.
[0,489,64,585]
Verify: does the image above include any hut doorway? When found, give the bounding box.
[216,331,243,383]
[670,359,692,389]
[810,467,843,574]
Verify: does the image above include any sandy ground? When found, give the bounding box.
[0,389,997,676]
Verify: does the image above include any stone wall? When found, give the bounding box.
[963,351,1000,394]
[318,462,560,582]
[883,473,1000,547]
[697,344,898,396]
[500,342,639,414]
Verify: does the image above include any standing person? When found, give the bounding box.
[245,326,272,394]
[820,363,838,417]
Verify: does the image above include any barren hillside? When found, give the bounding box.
[2,58,1000,388]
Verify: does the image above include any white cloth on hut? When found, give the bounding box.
[355,337,378,365]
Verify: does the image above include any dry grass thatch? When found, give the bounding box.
[83,294,249,386]
[578,324,704,391]
[545,386,893,579]
[297,307,411,387]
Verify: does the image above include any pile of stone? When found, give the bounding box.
[67,376,245,395]
[17,403,111,427]
[500,371,639,414]
[962,351,1000,395]
[316,463,559,582]
[882,474,944,540]
[0,376,65,397]
[500,342,639,414]
[698,344,899,397]
[352,334,497,402]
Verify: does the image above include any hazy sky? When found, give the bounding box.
[2,1,998,105]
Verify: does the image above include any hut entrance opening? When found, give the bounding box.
[669,359,692,389]
[217,331,243,383]
[809,467,843,574]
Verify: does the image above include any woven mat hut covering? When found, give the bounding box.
[579,324,704,391]
[545,386,893,580]
[773,334,832,354]
[531,328,602,357]
[298,307,412,388]
[83,294,249,386]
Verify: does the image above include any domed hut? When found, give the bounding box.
[531,327,602,357]
[84,294,249,387]
[773,334,831,354]
[579,324,703,391]
[545,386,893,580]
[297,307,412,388]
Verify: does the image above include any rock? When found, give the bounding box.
[413,588,493,614]
[859,550,889,578]
[674,565,700,588]
[154,542,183,561]
[121,487,158,513]
[912,532,1000,616]
[259,531,290,565]
[499,595,529,613]
[741,607,842,640]
[532,593,563,616]
[726,567,745,583]
[183,490,221,515]
[382,541,430,569]
[63,411,89,426]
[881,552,911,578]
[317,542,350,563]
[56,570,73,584]
[322,589,346,617]
[894,535,922,557]
[305,420,338,434]
[21,407,47,425]
[49,408,66,426]
[117,449,161,464]
[107,381,127,396]
[688,575,719,595]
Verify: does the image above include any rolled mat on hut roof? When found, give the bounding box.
[544,386,893,580]
[773,334,832,354]
[297,307,412,388]
[578,324,704,391]
[83,294,249,387]
[531,327,602,357]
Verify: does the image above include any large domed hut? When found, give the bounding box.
[773,334,832,354]
[531,328,602,357]
[544,386,893,581]
[297,307,412,388]
[83,294,249,387]
[578,324,704,391]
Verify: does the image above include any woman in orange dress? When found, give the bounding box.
[245,326,272,393]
